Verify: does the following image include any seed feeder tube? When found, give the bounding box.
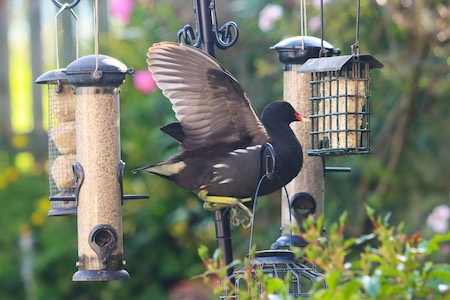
[65,54,134,281]
[36,70,78,216]
[299,55,383,156]
[272,36,340,245]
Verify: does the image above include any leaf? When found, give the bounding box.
[355,233,377,246]
[428,264,450,282]
[197,244,209,260]
[266,278,286,294]
[359,275,380,297]
[213,248,223,262]
[343,237,357,249]
[421,232,450,255]
[325,270,342,290]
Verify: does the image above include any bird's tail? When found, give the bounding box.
[132,161,186,177]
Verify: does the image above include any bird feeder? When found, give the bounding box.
[299,55,383,156]
[220,250,325,299]
[36,70,77,216]
[271,35,340,246]
[63,54,134,281]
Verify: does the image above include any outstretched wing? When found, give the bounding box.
[147,42,269,150]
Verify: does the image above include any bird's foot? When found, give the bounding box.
[230,206,252,229]
[198,190,253,228]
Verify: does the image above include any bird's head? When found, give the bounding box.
[262,101,309,125]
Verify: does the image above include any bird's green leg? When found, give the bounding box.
[198,190,251,208]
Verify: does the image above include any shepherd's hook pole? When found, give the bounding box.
[177,0,239,281]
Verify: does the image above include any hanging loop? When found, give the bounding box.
[352,0,361,55]
[52,0,81,9]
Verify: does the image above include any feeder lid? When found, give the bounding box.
[299,54,384,73]
[271,36,340,65]
[65,54,134,87]
[35,69,68,84]
[250,250,296,265]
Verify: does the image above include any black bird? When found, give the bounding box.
[133,42,307,218]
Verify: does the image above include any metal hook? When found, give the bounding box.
[177,0,239,51]
[210,0,238,50]
[214,21,239,50]
[177,24,201,47]
[52,0,81,9]
[260,143,276,179]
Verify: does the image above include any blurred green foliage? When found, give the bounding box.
[0,0,448,299]
[200,208,450,299]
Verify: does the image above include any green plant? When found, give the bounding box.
[199,207,450,299]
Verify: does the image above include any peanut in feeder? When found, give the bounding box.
[35,0,80,216]
[35,0,147,282]
[35,69,78,216]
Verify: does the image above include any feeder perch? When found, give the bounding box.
[299,55,383,156]
[36,69,77,216]
[221,250,325,299]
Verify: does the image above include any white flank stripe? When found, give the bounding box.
[213,163,229,168]
[234,149,248,154]
[218,178,233,184]
[151,162,186,176]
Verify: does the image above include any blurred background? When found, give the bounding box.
[0,0,448,299]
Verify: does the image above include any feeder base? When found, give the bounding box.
[72,269,130,281]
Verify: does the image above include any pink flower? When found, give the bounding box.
[258,4,283,32]
[134,70,157,94]
[309,16,322,32]
[312,0,332,9]
[110,0,133,25]
[426,204,450,234]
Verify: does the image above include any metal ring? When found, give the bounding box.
[52,0,81,9]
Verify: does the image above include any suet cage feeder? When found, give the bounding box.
[36,70,77,216]
[220,250,325,299]
[299,55,383,156]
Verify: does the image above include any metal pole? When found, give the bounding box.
[178,0,239,280]
[197,0,233,280]
[197,0,216,57]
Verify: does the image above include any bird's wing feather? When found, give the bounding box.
[147,42,269,150]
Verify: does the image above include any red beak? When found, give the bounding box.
[295,112,310,123]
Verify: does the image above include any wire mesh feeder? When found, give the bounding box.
[220,250,325,299]
[299,55,383,156]
[36,69,77,216]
